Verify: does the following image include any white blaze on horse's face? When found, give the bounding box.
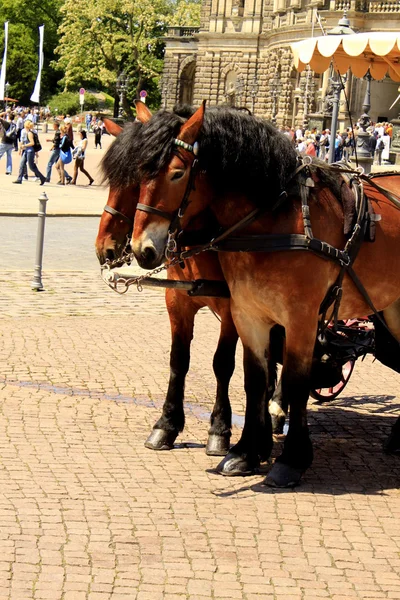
[132,179,171,269]
[133,218,170,269]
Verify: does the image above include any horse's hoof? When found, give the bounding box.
[144,429,177,451]
[206,434,230,456]
[383,434,400,455]
[216,452,258,476]
[263,462,303,488]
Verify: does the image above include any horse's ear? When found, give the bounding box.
[103,118,123,137]
[177,100,206,145]
[136,102,153,123]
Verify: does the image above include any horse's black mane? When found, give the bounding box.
[101,105,344,209]
[100,120,143,189]
[135,106,298,205]
[100,107,194,189]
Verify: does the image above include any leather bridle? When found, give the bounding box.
[135,138,200,259]
[103,204,134,229]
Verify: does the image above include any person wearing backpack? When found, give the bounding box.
[55,123,73,185]
[13,120,46,185]
[0,112,17,175]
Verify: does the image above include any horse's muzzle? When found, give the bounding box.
[136,245,162,270]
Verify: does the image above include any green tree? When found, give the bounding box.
[54,0,200,113]
[0,0,63,104]
[170,0,201,26]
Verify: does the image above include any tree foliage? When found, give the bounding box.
[0,0,63,104]
[0,0,200,108]
[47,90,99,116]
[54,0,200,112]
[170,0,201,26]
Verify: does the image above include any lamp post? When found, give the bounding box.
[250,76,259,114]
[116,71,129,118]
[269,74,282,125]
[353,70,374,173]
[4,81,10,110]
[326,11,355,164]
[303,71,316,129]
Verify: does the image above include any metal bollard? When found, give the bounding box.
[31,191,48,291]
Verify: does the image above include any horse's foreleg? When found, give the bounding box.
[207,309,238,456]
[266,320,317,488]
[145,292,197,451]
[216,317,273,476]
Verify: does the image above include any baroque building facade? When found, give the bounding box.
[162,1,400,130]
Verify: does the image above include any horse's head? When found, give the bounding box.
[95,118,141,265]
[133,102,210,270]
[95,184,140,265]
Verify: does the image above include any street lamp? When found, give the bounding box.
[4,81,10,110]
[326,11,355,163]
[250,76,259,114]
[302,71,316,129]
[269,73,282,125]
[116,71,129,118]
[354,70,374,171]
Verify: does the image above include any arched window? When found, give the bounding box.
[179,60,196,105]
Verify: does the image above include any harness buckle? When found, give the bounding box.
[165,231,178,259]
[339,252,351,267]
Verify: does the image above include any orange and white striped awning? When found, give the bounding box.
[291,32,400,81]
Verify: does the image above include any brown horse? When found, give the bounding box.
[130,101,400,487]
[96,118,240,457]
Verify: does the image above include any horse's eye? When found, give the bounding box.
[171,170,185,181]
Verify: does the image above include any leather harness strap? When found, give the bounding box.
[136,203,175,222]
[103,204,133,227]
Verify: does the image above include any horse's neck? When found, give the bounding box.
[211,193,259,229]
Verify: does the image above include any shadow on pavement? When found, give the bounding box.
[210,403,400,496]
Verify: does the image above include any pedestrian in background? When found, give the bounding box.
[93,120,102,149]
[64,116,74,145]
[45,121,61,182]
[85,113,92,132]
[55,123,73,185]
[375,135,385,166]
[13,120,46,185]
[71,130,94,186]
[0,112,17,175]
[16,111,25,145]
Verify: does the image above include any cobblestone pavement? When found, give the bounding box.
[0,270,400,600]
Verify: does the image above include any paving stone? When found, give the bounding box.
[0,269,398,600]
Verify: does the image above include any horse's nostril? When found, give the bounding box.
[142,246,156,263]
[106,249,115,262]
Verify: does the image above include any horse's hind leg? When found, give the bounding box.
[206,307,238,456]
[380,300,400,454]
[268,325,286,434]
[145,290,197,451]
